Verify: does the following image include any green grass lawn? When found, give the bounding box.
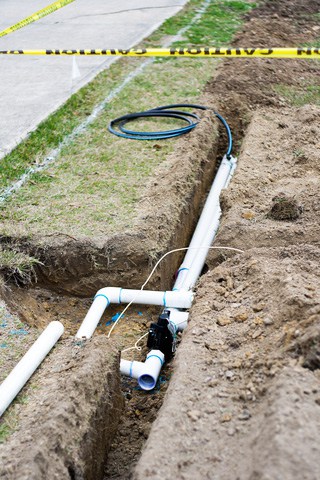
[0,0,254,239]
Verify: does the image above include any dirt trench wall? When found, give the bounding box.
[0,337,123,480]
[0,81,224,480]
[1,110,220,299]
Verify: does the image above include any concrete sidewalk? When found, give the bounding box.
[0,0,187,158]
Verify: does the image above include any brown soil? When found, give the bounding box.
[134,245,320,479]
[104,363,173,479]
[133,0,320,479]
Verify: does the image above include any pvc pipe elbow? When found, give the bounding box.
[138,350,164,391]
[120,350,165,391]
[75,287,122,340]
[94,287,122,305]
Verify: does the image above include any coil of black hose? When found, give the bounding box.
[108,104,233,158]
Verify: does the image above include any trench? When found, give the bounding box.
[0,106,247,479]
[3,0,318,473]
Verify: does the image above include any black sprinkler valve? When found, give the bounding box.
[147,310,175,362]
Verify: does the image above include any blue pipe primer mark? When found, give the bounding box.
[146,354,164,365]
[105,312,124,326]
[163,291,167,307]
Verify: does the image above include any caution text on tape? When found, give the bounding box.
[0,47,319,57]
[0,0,75,39]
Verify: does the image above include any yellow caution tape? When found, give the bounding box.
[0,47,319,57]
[0,0,76,39]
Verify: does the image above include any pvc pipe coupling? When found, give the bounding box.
[120,350,165,391]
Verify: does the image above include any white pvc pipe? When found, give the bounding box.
[119,289,192,308]
[0,321,64,417]
[76,287,193,340]
[76,294,111,340]
[81,156,237,390]
[180,209,221,290]
[174,155,236,291]
[166,308,189,332]
[119,156,237,389]
[120,350,164,391]
[120,359,144,379]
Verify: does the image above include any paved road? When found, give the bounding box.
[0,0,188,158]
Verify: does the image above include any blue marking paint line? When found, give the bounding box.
[9,328,28,335]
[0,343,7,348]
[154,375,170,391]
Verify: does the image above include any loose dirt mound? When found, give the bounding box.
[214,105,320,253]
[133,0,320,478]
[206,0,320,148]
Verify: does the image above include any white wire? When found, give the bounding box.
[121,332,149,353]
[107,245,244,340]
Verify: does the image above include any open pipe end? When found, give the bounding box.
[138,373,157,391]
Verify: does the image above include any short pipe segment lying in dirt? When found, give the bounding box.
[0,321,64,417]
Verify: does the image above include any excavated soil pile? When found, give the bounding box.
[0,337,122,480]
[134,246,320,479]
[133,0,320,479]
